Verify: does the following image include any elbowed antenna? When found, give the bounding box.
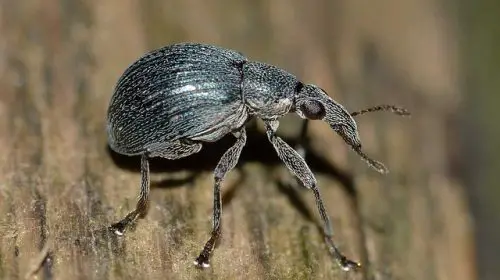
[347,104,410,173]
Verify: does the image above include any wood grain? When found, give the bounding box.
[0,1,475,279]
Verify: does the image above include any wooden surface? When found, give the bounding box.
[0,1,476,279]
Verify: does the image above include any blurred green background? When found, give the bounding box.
[0,0,498,279]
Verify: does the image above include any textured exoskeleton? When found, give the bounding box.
[106,42,409,271]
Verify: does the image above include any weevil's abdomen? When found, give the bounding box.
[107,43,249,155]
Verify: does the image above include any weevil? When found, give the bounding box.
[106,42,409,271]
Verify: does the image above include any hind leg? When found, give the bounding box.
[110,141,202,235]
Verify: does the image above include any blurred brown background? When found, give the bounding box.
[0,0,498,279]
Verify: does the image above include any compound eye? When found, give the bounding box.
[299,100,326,120]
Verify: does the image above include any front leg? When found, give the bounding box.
[265,120,360,271]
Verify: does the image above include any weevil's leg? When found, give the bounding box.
[281,119,309,188]
[265,120,361,271]
[194,128,247,268]
[109,153,151,235]
[110,141,202,235]
[145,140,203,160]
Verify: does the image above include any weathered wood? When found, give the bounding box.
[0,0,475,279]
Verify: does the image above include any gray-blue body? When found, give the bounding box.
[107,43,298,156]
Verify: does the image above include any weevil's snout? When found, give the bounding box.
[295,84,388,174]
[333,123,388,174]
[331,123,362,150]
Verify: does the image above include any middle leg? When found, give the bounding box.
[194,128,247,268]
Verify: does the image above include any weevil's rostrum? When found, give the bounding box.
[106,42,410,271]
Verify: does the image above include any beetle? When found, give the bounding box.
[106,42,409,271]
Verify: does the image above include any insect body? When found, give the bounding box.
[107,42,409,271]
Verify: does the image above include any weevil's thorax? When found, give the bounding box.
[242,62,297,120]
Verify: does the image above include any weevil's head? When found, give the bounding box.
[294,83,389,173]
[295,84,361,148]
